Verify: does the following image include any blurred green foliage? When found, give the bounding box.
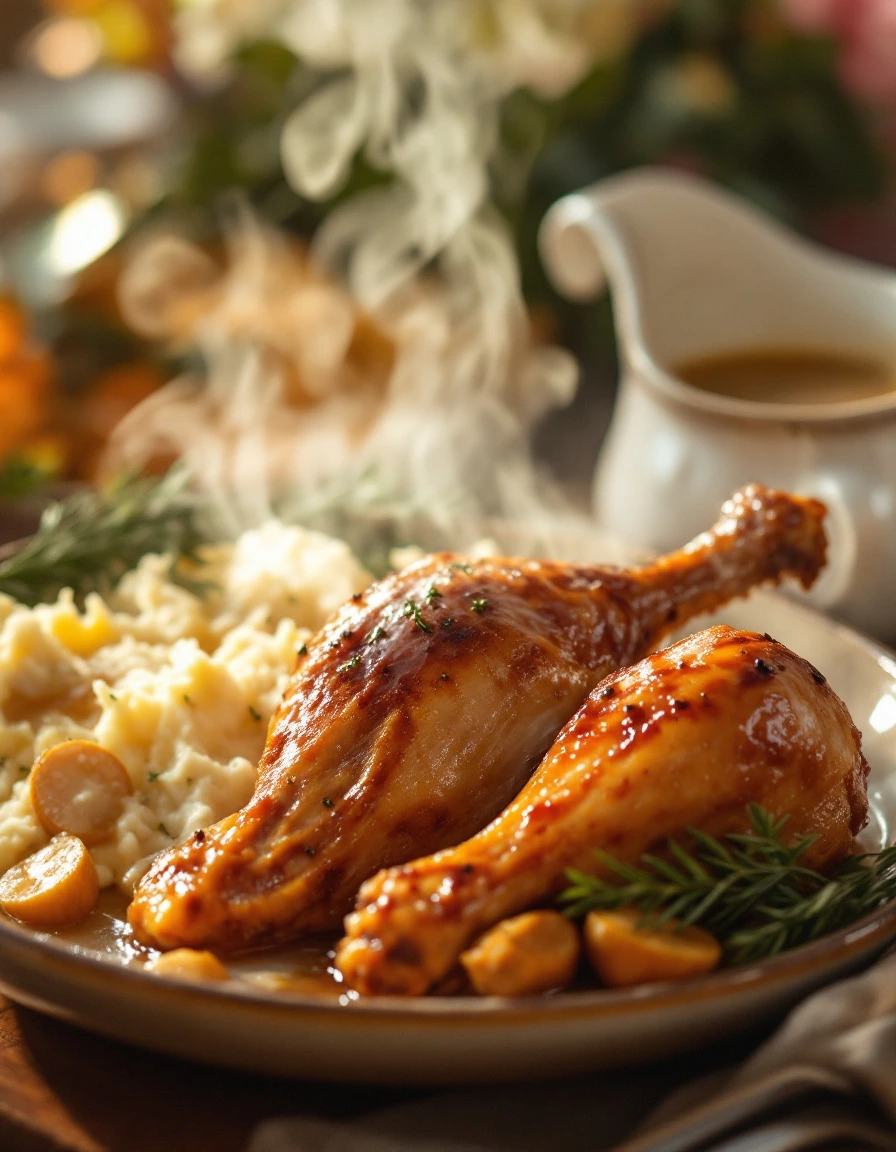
[161,0,885,265]
[0,456,55,502]
[100,0,892,413]
[504,0,884,308]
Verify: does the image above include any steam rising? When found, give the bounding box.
[115,1,610,550]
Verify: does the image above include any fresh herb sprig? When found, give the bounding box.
[402,599,432,632]
[0,470,206,607]
[560,805,896,965]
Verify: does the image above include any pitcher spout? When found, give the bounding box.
[539,167,896,374]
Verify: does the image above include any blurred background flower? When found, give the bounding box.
[780,0,896,103]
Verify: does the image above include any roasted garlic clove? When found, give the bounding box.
[584,909,721,987]
[460,910,580,996]
[144,948,230,983]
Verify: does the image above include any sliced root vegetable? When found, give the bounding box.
[460,910,581,997]
[144,949,230,983]
[584,908,722,988]
[30,740,133,845]
[0,833,98,926]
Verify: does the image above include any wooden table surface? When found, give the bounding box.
[0,996,418,1152]
[0,992,769,1152]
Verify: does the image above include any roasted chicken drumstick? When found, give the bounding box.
[336,626,868,996]
[129,487,826,951]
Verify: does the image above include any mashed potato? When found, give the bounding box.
[0,522,370,891]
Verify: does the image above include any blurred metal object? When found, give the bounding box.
[4,189,131,306]
[0,68,179,301]
[0,69,178,168]
[45,189,128,278]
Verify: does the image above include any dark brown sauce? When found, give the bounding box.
[674,348,895,406]
[48,891,346,999]
[42,896,580,1000]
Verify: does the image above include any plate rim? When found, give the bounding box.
[1,883,895,1024]
[1,589,895,1026]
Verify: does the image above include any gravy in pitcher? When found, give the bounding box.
[674,348,895,406]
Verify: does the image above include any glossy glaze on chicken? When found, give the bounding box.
[336,626,869,996]
[128,485,827,952]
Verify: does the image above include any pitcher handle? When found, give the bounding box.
[538,192,614,301]
[539,167,744,302]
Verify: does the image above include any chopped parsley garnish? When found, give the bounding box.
[148,771,160,783]
[339,653,362,672]
[248,705,262,721]
[298,643,308,656]
[183,694,192,706]
[367,625,386,644]
[449,562,473,574]
[402,599,432,632]
[425,586,443,603]
[18,765,30,775]
[470,598,488,613]
[322,797,334,808]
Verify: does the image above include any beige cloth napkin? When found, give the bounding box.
[246,954,896,1152]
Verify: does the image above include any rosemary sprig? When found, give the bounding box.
[560,805,896,965]
[0,470,206,606]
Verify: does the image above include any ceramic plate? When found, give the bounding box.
[0,588,895,1085]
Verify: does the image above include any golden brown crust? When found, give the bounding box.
[335,626,867,996]
[128,486,829,953]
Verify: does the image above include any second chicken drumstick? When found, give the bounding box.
[336,626,868,995]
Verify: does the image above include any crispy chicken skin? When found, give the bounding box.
[129,486,827,952]
[336,626,868,996]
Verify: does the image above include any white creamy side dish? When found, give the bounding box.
[0,522,370,892]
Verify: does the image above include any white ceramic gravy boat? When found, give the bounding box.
[539,168,896,640]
